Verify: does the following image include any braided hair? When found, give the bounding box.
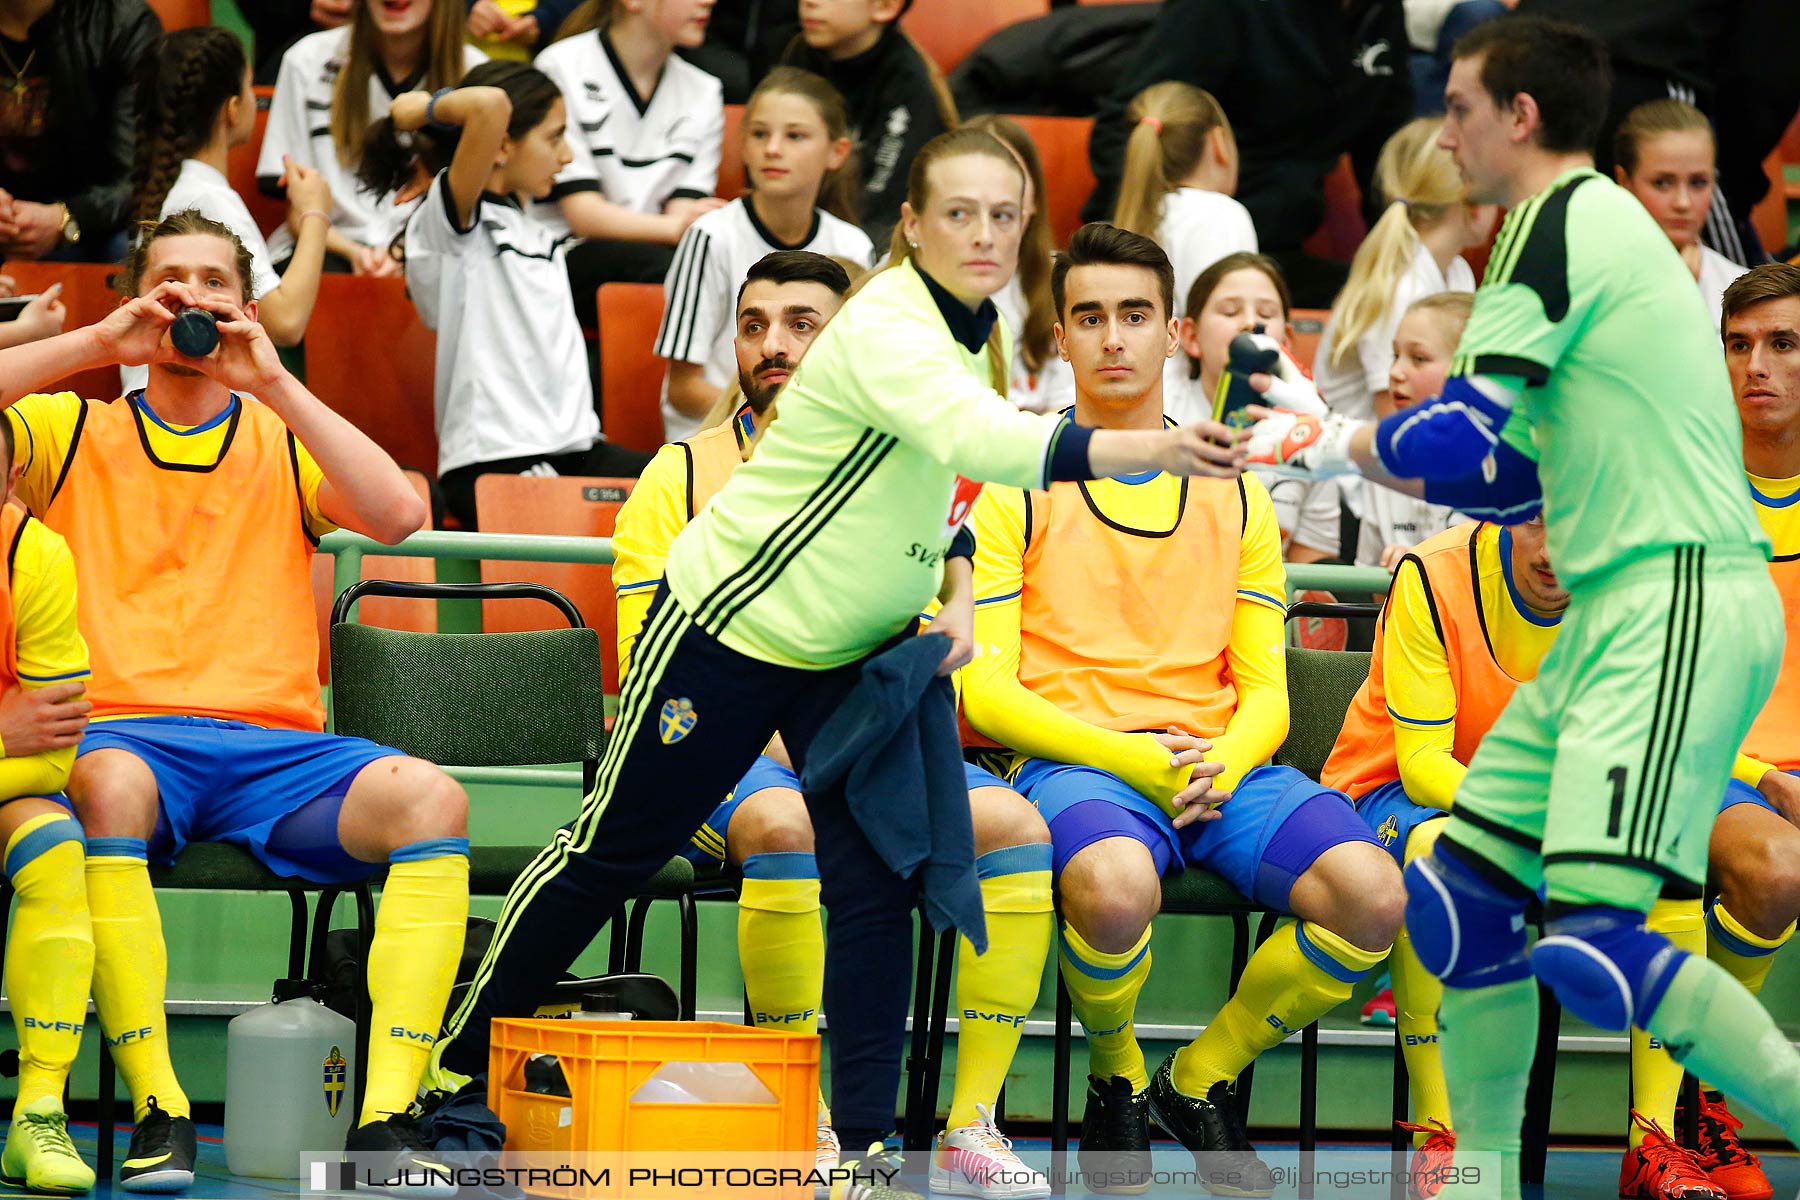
[131,27,248,228]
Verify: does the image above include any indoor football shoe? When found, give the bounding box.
[1361,976,1396,1026]
[1077,1074,1152,1195]
[117,1097,195,1194]
[1147,1056,1273,1198]
[345,1113,457,1198]
[1396,1120,1455,1200]
[1619,1111,1725,1200]
[929,1104,1049,1198]
[1686,1091,1774,1200]
[831,1143,924,1199]
[815,1101,841,1195]
[1,1097,94,1194]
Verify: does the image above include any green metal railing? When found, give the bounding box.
[317,531,1393,791]
[320,529,1393,609]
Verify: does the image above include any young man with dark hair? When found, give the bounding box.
[1245,18,1800,1198]
[0,209,471,1192]
[614,249,1054,1200]
[964,223,1403,1198]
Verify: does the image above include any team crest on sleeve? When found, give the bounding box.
[659,698,699,744]
[322,1045,347,1117]
[1376,814,1400,849]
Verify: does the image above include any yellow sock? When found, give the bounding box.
[85,838,188,1122]
[1628,898,1704,1146]
[947,845,1052,1129]
[361,841,469,1124]
[1173,920,1386,1097]
[737,853,824,1034]
[5,813,93,1108]
[1707,899,1793,999]
[1059,921,1152,1092]
[1395,820,1449,1142]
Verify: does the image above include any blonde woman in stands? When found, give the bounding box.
[1615,98,1747,327]
[1173,251,1344,563]
[259,0,482,277]
[1112,81,1257,330]
[537,0,727,327]
[653,67,873,443]
[782,0,957,244]
[122,27,334,395]
[1312,117,1496,422]
[967,113,1075,414]
[358,62,652,529]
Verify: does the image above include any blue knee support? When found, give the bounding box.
[1529,906,1688,1031]
[1403,842,1533,987]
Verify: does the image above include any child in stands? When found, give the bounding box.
[1356,292,1468,569]
[1615,98,1748,327]
[1112,81,1257,330]
[359,61,652,527]
[967,114,1074,415]
[1173,251,1343,563]
[1312,117,1495,422]
[260,0,483,276]
[782,0,956,244]
[124,27,334,394]
[653,67,872,442]
[536,0,727,327]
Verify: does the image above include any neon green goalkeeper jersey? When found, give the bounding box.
[1452,167,1768,591]
[664,259,1084,670]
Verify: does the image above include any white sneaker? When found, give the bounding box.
[929,1105,1049,1199]
[814,1101,840,1196]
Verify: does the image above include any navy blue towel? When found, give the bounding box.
[799,633,986,952]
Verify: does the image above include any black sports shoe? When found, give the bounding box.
[345,1113,457,1198]
[1077,1074,1152,1195]
[1146,1055,1274,1198]
[118,1096,196,1194]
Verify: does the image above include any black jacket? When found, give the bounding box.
[785,26,949,246]
[0,0,159,246]
[1083,0,1412,253]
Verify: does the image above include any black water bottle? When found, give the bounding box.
[169,307,219,358]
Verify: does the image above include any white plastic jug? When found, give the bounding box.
[224,980,358,1179]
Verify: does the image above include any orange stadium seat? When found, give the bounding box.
[303,274,438,475]
[311,469,438,683]
[903,0,1048,73]
[148,0,210,28]
[718,104,746,202]
[473,474,636,698]
[1010,114,1095,247]
[227,87,286,239]
[1289,309,1328,375]
[3,261,123,400]
[597,282,667,454]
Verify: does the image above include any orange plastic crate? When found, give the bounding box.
[490,1018,820,1199]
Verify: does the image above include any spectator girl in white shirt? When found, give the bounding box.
[537,0,727,326]
[966,114,1074,414]
[358,61,651,527]
[1112,81,1258,327]
[1171,250,1343,563]
[123,27,333,393]
[654,67,872,440]
[260,0,483,276]
[1312,117,1496,421]
[1614,98,1748,328]
[1355,290,1468,570]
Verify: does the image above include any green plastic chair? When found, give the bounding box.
[327,579,718,1018]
